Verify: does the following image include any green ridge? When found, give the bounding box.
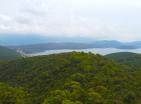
[0,46,22,61]
[0,52,140,104]
[105,52,141,69]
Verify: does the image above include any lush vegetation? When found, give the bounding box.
[106,52,141,69]
[0,83,31,104]
[0,46,22,61]
[0,52,141,104]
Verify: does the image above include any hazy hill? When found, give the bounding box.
[9,40,141,54]
[0,46,22,61]
[0,33,93,45]
[0,52,141,104]
[105,52,141,69]
[9,43,91,53]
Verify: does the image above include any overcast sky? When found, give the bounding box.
[0,0,141,41]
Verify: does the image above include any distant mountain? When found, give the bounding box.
[1,33,141,54]
[126,41,141,48]
[1,33,141,47]
[0,33,93,45]
[105,52,141,69]
[0,46,22,61]
[9,43,92,53]
[9,40,141,54]
[91,40,141,49]
[91,40,122,48]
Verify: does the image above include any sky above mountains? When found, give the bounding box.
[0,0,141,41]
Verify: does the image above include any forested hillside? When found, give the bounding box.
[106,52,141,69]
[0,52,141,104]
[0,46,22,61]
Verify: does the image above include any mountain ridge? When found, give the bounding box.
[0,46,22,61]
[105,52,141,69]
[8,40,141,54]
[0,52,141,104]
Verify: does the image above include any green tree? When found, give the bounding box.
[0,83,30,104]
[87,89,103,104]
[62,100,83,104]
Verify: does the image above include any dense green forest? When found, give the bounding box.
[0,46,22,61]
[106,52,141,69]
[0,52,141,104]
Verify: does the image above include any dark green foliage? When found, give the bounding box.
[0,82,31,104]
[105,52,141,69]
[0,52,141,104]
[0,46,22,61]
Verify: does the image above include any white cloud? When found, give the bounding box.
[0,0,141,41]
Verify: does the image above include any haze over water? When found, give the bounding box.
[29,48,141,56]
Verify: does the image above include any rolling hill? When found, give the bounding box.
[7,39,141,54]
[105,52,141,69]
[1,33,141,50]
[0,52,141,104]
[0,46,22,61]
[9,43,91,53]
